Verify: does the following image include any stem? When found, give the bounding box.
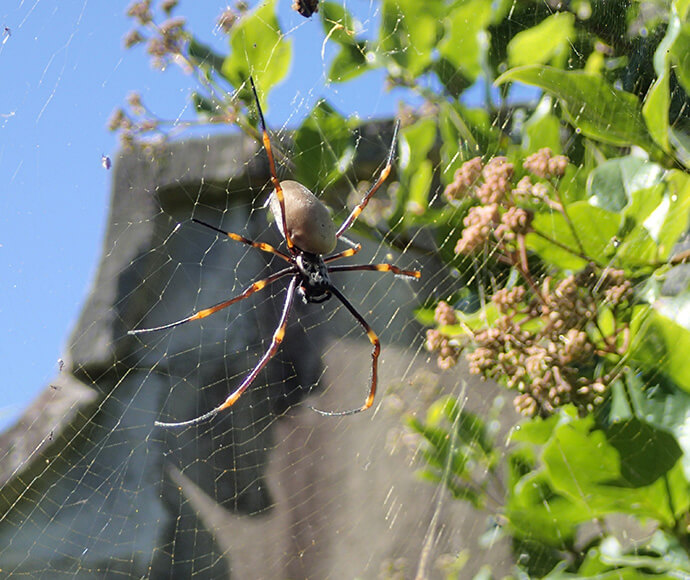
[550,183,587,256]
[532,229,601,266]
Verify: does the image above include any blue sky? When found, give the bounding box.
[0,1,414,430]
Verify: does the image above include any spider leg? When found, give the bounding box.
[335,119,400,238]
[192,218,292,262]
[328,263,421,280]
[129,267,295,335]
[309,285,380,417]
[154,277,298,428]
[249,77,295,254]
[323,244,362,263]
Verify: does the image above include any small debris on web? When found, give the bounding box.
[292,0,319,18]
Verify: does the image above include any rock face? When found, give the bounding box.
[0,129,511,578]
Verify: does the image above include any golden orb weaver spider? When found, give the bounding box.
[129,77,421,428]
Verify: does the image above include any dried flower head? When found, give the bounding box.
[126,92,144,115]
[107,108,131,132]
[425,329,460,369]
[475,157,513,204]
[454,203,500,254]
[126,0,153,25]
[123,29,145,49]
[161,0,178,15]
[524,147,569,179]
[217,8,238,33]
[434,301,457,326]
[443,156,483,202]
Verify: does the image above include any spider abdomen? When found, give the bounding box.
[270,180,337,255]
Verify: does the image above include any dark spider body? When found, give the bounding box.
[295,252,332,304]
[129,77,421,428]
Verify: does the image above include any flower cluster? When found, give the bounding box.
[443,156,483,202]
[108,93,162,153]
[448,156,540,256]
[426,150,635,417]
[524,147,569,179]
[124,1,188,70]
[424,301,462,370]
[113,2,244,150]
[216,3,248,34]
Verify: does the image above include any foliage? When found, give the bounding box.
[115,0,690,577]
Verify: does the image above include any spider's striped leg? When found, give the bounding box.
[323,244,362,263]
[328,263,421,280]
[335,119,400,238]
[192,218,291,262]
[309,285,380,417]
[154,277,298,428]
[249,76,295,254]
[128,267,295,335]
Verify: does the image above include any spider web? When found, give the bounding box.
[1,1,680,579]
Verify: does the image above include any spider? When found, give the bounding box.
[129,77,421,428]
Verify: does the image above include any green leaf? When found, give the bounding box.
[587,157,666,213]
[604,418,682,487]
[586,163,689,266]
[432,57,472,99]
[319,2,358,46]
[612,369,690,486]
[656,291,690,332]
[614,223,660,268]
[398,117,437,214]
[509,411,564,446]
[496,66,657,151]
[437,0,492,82]
[400,118,436,172]
[572,532,690,577]
[319,3,369,83]
[656,170,690,260]
[507,12,574,68]
[379,0,442,77]
[326,42,367,83]
[408,396,498,509]
[542,414,677,525]
[188,37,226,74]
[221,0,292,99]
[431,396,495,456]
[523,97,563,154]
[642,0,690,153]
[508,407,687,548]
[526,211,587,271]
[191,92,222,116]
[438,101,497,184]
[643,74,671,153]
[630,305,690,393]
[614,170,690,265]
[527,203,622,269]
[293,100,355,190]
[670,0,690,94]
[407,159,433,212]
[569,202,623,261]
[507,470,582,544]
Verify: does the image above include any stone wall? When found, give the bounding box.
[0,129,513,579]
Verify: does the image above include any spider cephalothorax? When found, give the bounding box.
[129,77,421,428]
[295,252,332,304]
